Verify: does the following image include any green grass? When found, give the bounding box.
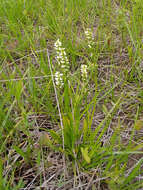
[0,0,143,189]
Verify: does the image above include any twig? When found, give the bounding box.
[85,169,97,190]
[71,177,109,189]
[0,75,52,83]
[46,47,66,181]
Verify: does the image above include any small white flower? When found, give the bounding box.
[54,39,69,72]
[54,39,62,50]
[85,28,94,48]
[55,71,64,88]
[81,65,88,81]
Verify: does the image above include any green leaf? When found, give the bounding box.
[13,146,28,162]
[81,147,91,164]
[39,133,51,146]
[49,130,62,144]
[82,118,88,143]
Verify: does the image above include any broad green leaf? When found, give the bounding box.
[81,147,91,164]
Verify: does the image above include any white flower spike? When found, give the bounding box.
[81,65,88,81]
[55,71,64,88]
[54,39,69,72]
[85,28,94,48]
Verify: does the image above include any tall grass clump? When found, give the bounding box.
[45,26,143,188]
